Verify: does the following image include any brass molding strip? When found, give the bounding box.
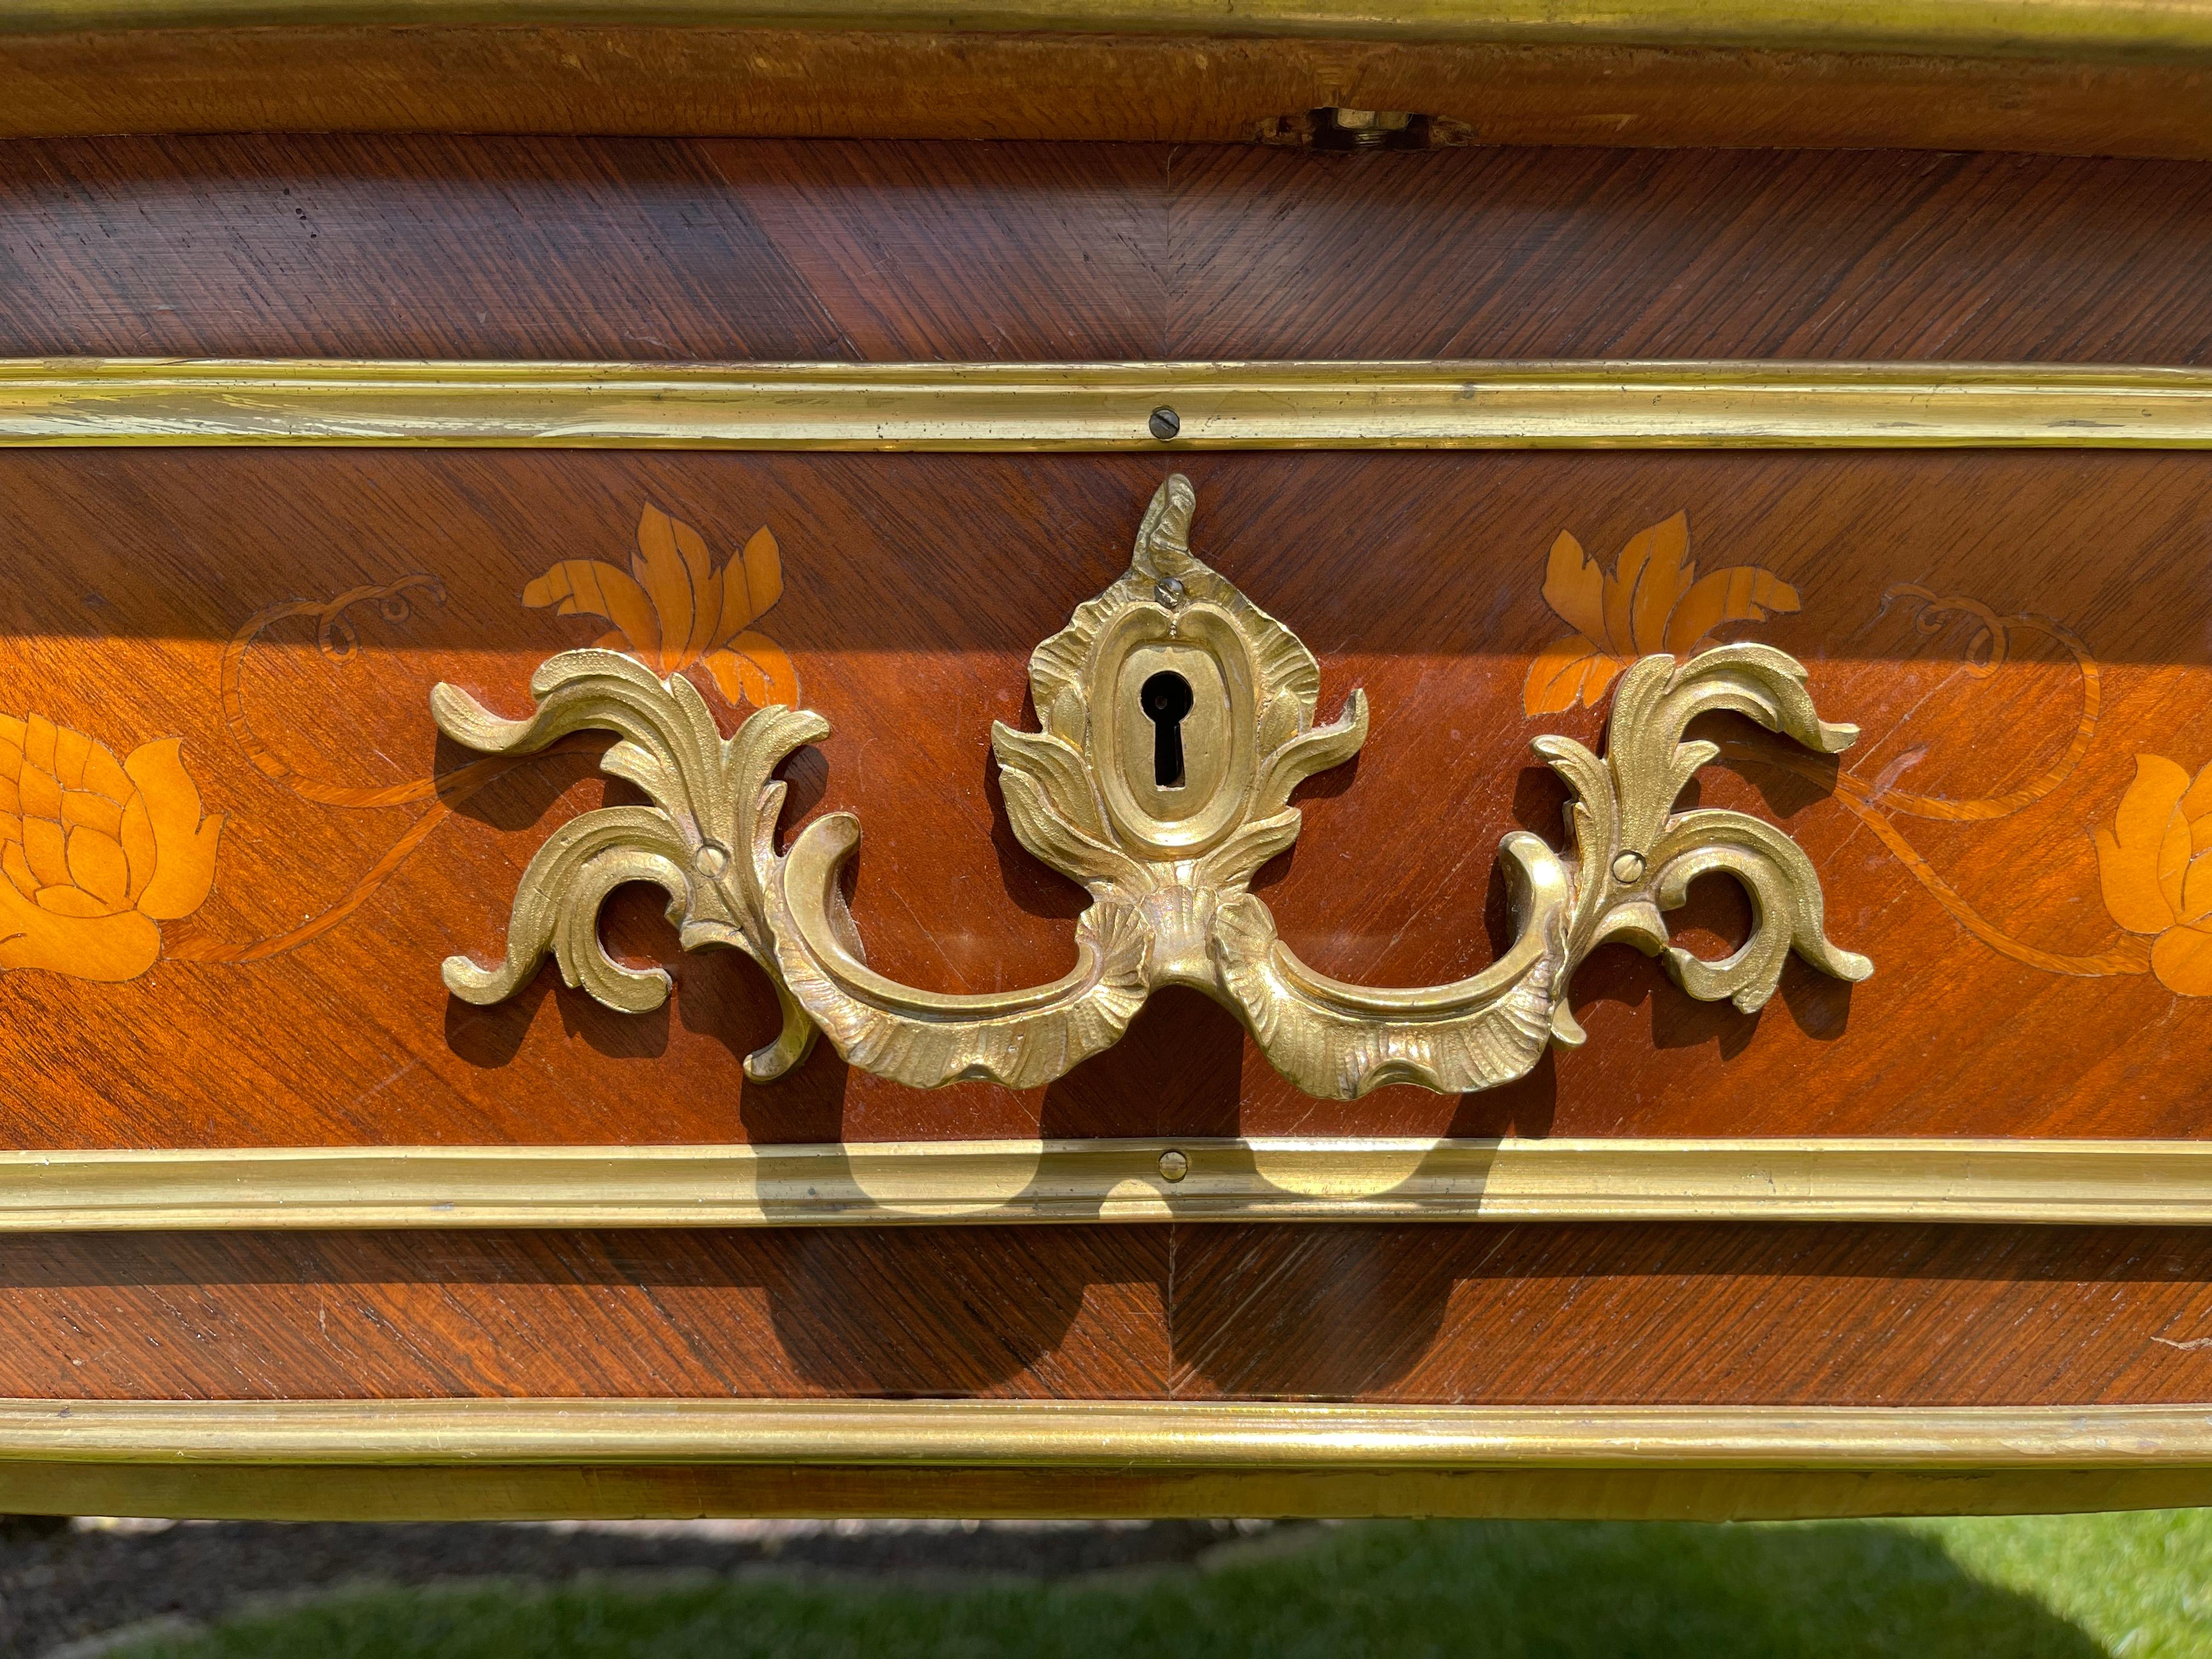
[2,1396,2211,1469]
[3,1400,2212,1520]
[11,1,2212,64]
[12,360,2212,450]
[13,1398,2212,1477]
[9,1138,2212,1229]
[2,1396,2209,1467]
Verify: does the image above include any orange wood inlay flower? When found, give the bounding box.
[2095,753,2212,996]
[1523,511,1801,715]
[523,505,798,709]
[0,715,222,981]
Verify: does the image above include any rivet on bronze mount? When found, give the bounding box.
[435,475,1870,1101]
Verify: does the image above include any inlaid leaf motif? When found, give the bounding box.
[2095,753,2212,995]
[0,715,222,981]
[1524,512,1801,715]
[525,507,798,708]
[705,629,799,712]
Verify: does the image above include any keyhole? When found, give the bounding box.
[1139,670,1194,789]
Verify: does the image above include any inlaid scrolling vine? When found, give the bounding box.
[436,476,1874,1099]
[1519,510,2197,994]
[155,506,797,969]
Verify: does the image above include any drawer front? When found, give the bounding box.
[3,133,2212,1521]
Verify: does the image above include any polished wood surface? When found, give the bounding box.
[5,132,2212,1442]
[0,1220,2209,1407]
[9,138,2212,365]
[8,24,2212,163]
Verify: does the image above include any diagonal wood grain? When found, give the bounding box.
[12,138,2212,363]
[1167,1222,2212,1405]
[0,1228,1170,1400]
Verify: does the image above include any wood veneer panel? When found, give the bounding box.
[1168,1223,2212,1406]
[9,26,2212,164]
[1,1222,2211,1405]
[0,136,1160,362]
[9,138,2212,363]
[0,1228,1169,1400]
[1,447,2208,1146]
[1168,145,2212,363]
[703,139,1168,362]
[0,136,861,362]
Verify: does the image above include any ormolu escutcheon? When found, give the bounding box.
[437,475,1870,1101]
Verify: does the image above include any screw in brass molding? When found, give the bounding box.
[1148,406,1181,441]
[1611,851,1646,884]
[1158,1148,1190,1182]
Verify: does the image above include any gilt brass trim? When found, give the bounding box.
[6,1138,2212,1229]
[0,1399,2208,1521]
[10,0,2212,63]
[13,360,2212,450]
[7,1396,2212,1469]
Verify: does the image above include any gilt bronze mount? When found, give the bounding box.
[435,475,1871,1099]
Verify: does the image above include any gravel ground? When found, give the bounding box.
[0,1516,1288,1658]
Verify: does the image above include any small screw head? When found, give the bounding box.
[1154,576,1186,609]
[1148,405,1181,441]
[1158,1148,1189,1183]
[694,841,731,878]
[1610,851,1646,884]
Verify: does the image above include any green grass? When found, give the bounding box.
[110,1510,2212,1659]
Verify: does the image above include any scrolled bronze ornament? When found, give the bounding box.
[437,475,1870,1099]
[431,654,824,1084]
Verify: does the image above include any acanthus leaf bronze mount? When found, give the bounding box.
[434,475,1870,1099]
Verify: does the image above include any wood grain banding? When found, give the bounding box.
[4,1223,2212,1407]
[7,25,2212,160]
[15,139,2212,366]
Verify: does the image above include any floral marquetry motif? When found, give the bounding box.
[1523,511,1802,714]
[524,504,798,710]
[2096,754,2212,996]
[0,716,222,982]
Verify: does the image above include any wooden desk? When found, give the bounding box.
[2,1,2211,1521]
